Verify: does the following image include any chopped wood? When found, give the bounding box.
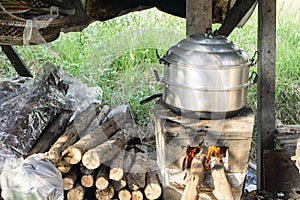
[28,110,73,156]
[87,105,110,132]
[81,173,94,188]
[123,148,135,174]
[82,130,132,169]
[57,159,72,174]
[95,164,110,190]
[67,182,86,200]
[144,172,162,200]
[95,185,114,200]
[181,152,205,200]
[80,163,94,175]
[118,189,131,200]
[111,179,126,192]
[109,150,125,181]
[126,152,148,191]
[211,157,234,200]
[62,118,120,165]
[63,165,80,190]
[45,103,100,164]
[131,190,143,200]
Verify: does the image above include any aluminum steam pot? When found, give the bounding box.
[161,34,251,115]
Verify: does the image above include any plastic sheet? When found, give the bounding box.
[0,64,102,173]
[0,154,63,200]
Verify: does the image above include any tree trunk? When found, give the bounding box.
[95,164,110,190]
[109,150,125,181]
[63,165,80,190]
[82,130,131,169]
[46,103,100,164]
[95,185,114,200]
[62,118,120,165]
[126,152,148,191]
[144,171,162,200]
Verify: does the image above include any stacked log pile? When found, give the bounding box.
[28,103,162,200]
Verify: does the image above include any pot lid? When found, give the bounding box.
[163,34,250,68]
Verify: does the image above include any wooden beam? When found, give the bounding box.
[215,0,257,37]
[257,0,276,190]
[186,0,212,36]
[1,45,33,77]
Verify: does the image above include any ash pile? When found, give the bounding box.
[0,64,162,200]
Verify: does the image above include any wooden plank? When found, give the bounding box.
[1,45,33,77]
[256,0,276,190]
[215,0,257,36]
[277,125,300,135]
[186,0,212,36]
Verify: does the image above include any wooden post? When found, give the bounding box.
[257,0,276,190]
[186,0,212,36]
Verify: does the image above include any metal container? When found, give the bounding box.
[161,34,251,118]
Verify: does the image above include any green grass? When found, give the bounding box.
[0,0,299,126]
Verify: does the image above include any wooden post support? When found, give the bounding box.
[1,45,33,77]
[186,0,212,36]
[257,0,276,190]
[215,0,257,36]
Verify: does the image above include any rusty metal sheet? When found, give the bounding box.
[264,150,300,192]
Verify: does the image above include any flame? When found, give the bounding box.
[185,145,201,170]
[205,146,221,170]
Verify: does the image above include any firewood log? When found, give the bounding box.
[118,189,131,200]
[181,152,205,200]
[87,105,110,132]
[95,185,114,200]
[144,172,162,200]
[82,130,132,169]
[126,152,148,191]
[123,148,135,174]
[109,150,125,181]
[67,182,86,200]
[95,164,109,190]
[45,103,100,164]
[111,179,126,192]
[28,110,73,156]
[211,157,234,200]
[80,163,94,175]
[63,165,80,190]
[62,118,120,165]
[131,190,143,200]
[57,159,72,174]
[81,173,95,188]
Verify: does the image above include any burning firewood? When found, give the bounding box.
[126,152,148,191]
[211,157,234,200]
[118,189,131,200]
[62,117,120,165]
[66,182,86,200]
[63,165,80,190]
[95,185,114,200]
[181,150,205,200]
[82,130,132,169]
[95,164,110,190]
[45,103,100,164]
[144,171,162,200]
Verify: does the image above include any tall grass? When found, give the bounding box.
[0,0,299,125]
